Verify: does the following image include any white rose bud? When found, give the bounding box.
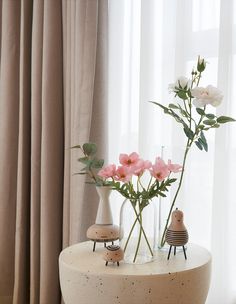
[169,76,190,93]
[197,56,206,72]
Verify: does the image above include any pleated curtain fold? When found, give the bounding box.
[0,1,108,303]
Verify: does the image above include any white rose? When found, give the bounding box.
[169,76,190,93]
[191,85,223,107]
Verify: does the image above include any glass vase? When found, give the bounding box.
[119,199,156,264]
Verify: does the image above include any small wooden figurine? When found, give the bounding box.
[165,208,188,260]
[103,245,124,266]
[86,224,120,252]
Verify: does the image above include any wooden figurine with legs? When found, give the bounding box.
[103,245,124,266]
[165,208,188,260]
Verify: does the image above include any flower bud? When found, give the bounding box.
[197,56,206,72]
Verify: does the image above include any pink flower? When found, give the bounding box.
[98,164,116,179]
[132,159,152,176]
[149,157,170,181]
[167,160,182,173]
[114,166,132,183]
[119,152,140,167]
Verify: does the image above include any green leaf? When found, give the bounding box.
[70,145,81,149]
[198,136,208,152]
[177,91,188,100]
[187,90,193,98]
[200,131,207,143]
[203,119,216,126]
[195,141,203,150]
[81,166,89,171]
[217,116,236,124]
[83,143,97,156]
[196,108,205,115]
[91,158,104,169]
[78,157,89,165]
[205,113,215,119]
[158,192,167,197]
[197,125,205,130]
[177,105,188,117]
[149,101,169,112]
[73,172,86,175]
[211,123,220,128]
[150,101,185,125]
[169,103,179,109]
[183,126,194,140]
[168,178,177,183]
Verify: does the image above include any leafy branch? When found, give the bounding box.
[71,142,105,186]
[150,56,236,247]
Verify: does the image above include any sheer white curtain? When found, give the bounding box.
[108,0,236,303]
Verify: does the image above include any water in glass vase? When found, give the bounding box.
[119,199,156,264]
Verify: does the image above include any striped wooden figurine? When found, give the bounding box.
[165,208,188,260]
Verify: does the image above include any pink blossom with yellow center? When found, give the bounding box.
[98,164,116,179]
[119,152,140,167]
[132,159,152,176]
[149,157,170,181]
[114,166,132,183]
[167,160,182,173]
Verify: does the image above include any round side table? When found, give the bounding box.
[59,242,211,304]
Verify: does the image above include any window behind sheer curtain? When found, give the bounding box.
[108,0,236,303]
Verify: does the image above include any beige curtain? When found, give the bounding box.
[0,1,108,303]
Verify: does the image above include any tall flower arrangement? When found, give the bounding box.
[151,56,235,247]
[73,143,182,262]
[99,153,181,262]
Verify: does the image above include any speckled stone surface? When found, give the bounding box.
[59,242,211,304]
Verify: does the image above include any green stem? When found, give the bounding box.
[124,200,154,258]
[131,201,153,257]
[147,176,153,191]
[123,205,139,252]
[133,203,143,263]
[160,142,190,247]
[160,70,204,247]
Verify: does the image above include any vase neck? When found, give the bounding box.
[96,186,111,199]
[95,186,113,225]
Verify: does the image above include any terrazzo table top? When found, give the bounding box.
[59,241,211,304]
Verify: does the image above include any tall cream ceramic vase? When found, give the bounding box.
[95,186,113,225]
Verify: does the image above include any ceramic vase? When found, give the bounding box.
[86,186,119,251]
[95,186,113,224]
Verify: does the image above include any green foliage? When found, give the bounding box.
[150,56,235,247]
[196,108,205,115]
[106,175,177,203]
[199,131,208,151]
[217,116,236,124]
[177,91,188,100]
[72,142,105,186]
[150,101,186,126]
[203,119,216,126]
[184,126,194,140]
[90,158,104,169]
[83,143,97,156]
[78,157,89,164]
[195,140,203,150]
[169,103,179,109]
[205,113,215,119]
[70,145,81,149]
